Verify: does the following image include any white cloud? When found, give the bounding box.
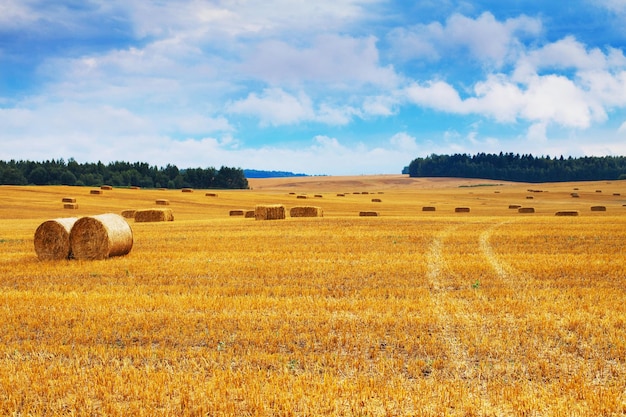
[227,88,314,126]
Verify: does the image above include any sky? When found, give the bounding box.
[1,0,626,175]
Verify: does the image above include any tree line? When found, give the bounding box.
[0,159,249,189]
[405,153,626,182]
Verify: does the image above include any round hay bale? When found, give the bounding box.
[359,211,378,217]
[555,210,579,216]
[229,209,245,216]
[518,207,535,213]
[290,206,323,217]
[156,199,170,205]
[255,205,286,220]
[244,210,255,218]
[90,189,103,195]
[508,204,521,209]
[422,206,436,212]
[34,217,79,261]
[69,213,133,260]
[61,197,76,203]
[590,206,607,212]
[63,203,79,210]
[455,207,470,213]
[121,209,136,219]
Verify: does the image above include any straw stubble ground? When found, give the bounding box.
[0,177,625,416]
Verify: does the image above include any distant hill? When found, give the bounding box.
[244,169,308,178]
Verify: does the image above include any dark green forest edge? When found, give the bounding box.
[0,159,248,189]
[406,153,626,182]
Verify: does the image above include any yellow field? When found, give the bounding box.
[1,175,625,416]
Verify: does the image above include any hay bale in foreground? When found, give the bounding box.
[255,205,286,220]
[62,197,76,203]
[290,206,323,218]
[518,207,535,213]
[69,213,133,260]
[121,209,136,219]
[455,207,471,213]
[422,206,436,212]
[359,211,379,217]
[34,217,79,261]
[63,203,78,210]
[555,210,579,216]
[156,199,170,205]
[591,206,607,212]
[135,208,174,222]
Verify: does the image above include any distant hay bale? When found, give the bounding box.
[90,189,103,195]
[289,192,296,195]
[362,191,369,195]
[34,217,79,261]
[63,203,78,210]
[156,199,170,205]
[290,206,323,218]
[100,185,113,190]
[613,193,621,196]
[336,193,345,197]
[359,211,378,217]
[571,193,580,198]
[61,197,76,203]
[245,210,255,218]
[371,198,382,203]
[255,204,286,220]
[229,210,245,216]
[182,188,193,193]
[353,192,360,195]
[518,207,535,213]
[573,188,579,190]
[509,204,521,209]
[69,213,133,260]
[314,194,323,198]
[422,206,436,212]
[591,206,607,212]
[206,193,218,197]
[297,195,307,199]
[596,190,602,193]
[455,207,471,213]
[555,210,579,216]
[121,209,136,219]
[526,196,534,199]
[135,208,174,222]
[130,186,140,190]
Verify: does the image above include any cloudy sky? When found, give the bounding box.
[1,0,626,175]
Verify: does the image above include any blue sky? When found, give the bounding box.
[1,0,626,175]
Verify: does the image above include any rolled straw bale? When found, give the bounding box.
[590,206,607,212]
[422,206,436,212]
[509,204,521,209]
[90,189,103,195]
[182,188,193,193]
[518,207,535,213]
[34,217,79,261]
[229,209,245,216]
[455,207,471,213]
[255,204,286,220]
[359,211,378,217]
[135,208,174,222]
[156,199,170,205]
[64,203,78,210]
[555,210,579,216]
[69,213,133,260]
[290,206,323,218]
[121,209,136,219]
[206,193,218,197]
[62,197,76,203]
[371,198,382,203]
[245,210,255,218]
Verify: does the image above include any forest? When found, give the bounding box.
[0,159,249,189]
[405,153,626,182]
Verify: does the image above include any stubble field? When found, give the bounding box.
[0,175,625,416]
